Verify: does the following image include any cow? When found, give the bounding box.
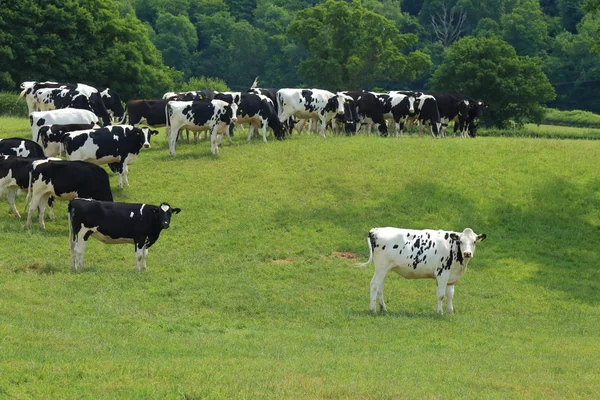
[31,83,112,126]
[409,93,442,137]
[0,156,58,218]
[30,109,100,144]
[100,88,125,122]
[330,96,360,135]
[39,125,157,187]
[36,123,99,156]
[165,99,238,156]
[68,199,181,272]
[344,91,387,136]
[358,227,486,314]
[451,94,487,138]
[19,81,62,113]
[163,90,216,101]
[0,138,45,158]
[235,92,285,142]
[371,92,418,136]
[422,92,470,137]
[25,160,113,228]
[276,89,347,138]
[120,99,169,127]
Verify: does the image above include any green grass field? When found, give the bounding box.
[1,117,599,399]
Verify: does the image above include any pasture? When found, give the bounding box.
[1,116,599,399]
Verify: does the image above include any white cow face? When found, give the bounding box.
[157,203,181,229]
[450,228,486,259]
[140,127,158,148]
[229,102,238,122]
[335,93,347,115]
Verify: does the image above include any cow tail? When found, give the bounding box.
[19,88,28,99]
[24,165,34,209]
[165,102,171,137]
[356,231,375,268]
[117,105,128,125]
[67,202,74,247]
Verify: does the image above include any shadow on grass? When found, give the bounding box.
[274,178,600,305]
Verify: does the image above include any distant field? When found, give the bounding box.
[0,117,599,398]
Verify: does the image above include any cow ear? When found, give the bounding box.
[173,208,181,214]
[450,233,459,240]
[476,234,487,242]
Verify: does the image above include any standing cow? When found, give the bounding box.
[68,199,181,272]
[30,109,100,144]
[277,89,347,138]
[165,99,238,156]
[358,227,486,314]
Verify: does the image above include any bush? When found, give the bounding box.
[0,91,28,117]
[542,108,600,128]
[175,76,230,92]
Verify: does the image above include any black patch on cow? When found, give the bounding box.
[368,231,376,251]
[382,245,386,250]
[393,244,398,249]
[444,232,449,240]
[37,118,46,127]
[83,231,93,241]
[301,90,316,112]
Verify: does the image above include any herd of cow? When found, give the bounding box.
[0,80,488,313]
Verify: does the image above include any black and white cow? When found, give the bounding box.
[372,92,418,136]
[423,92,470,137]
[358,227,486,314]
[26,160,113,228]
[276,89,347,138]
[165,99,238,155]
[344,91,387,136]
[120,99,169,127]
[68,199,181,272]
[409,93,442,137]
[37,123,99,156]
[0,156,57,218]
[100,88,125,122]
[40,125,157,187]
[330,96,360,135]
[163,90,216,101]
[236,92,285,142]
[30,109,100,144]
[19,81,62,113]
[0,138,45,158]
[31,83,111,126]
[452,94,487,138]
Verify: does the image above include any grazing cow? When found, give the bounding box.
[30,109,100,144]
[372,92,418,136]
[31,83,111,126]
[277,89,347,138]
[120,99,168,127]
[236,92,285,142]
[68,199,181,272]
[0,138,45,158]
[26,160,113,228]
[410,93,442,137]
[165,99,238,155]
[40,125,157,187]
[0,156,58,218]
[100,88,125,122]
[358,227,486,314]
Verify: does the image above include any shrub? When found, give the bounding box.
[0,91,28,117]
[542,108,600,128]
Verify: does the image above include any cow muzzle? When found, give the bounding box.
[409,108,415,114]
[231,117,238,123]
[463,252,472,259]
[143,143,150,149]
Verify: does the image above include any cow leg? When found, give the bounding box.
[72,231,89,272]
[168,131,178,156]
[260,121,268,143]
[446,285,456,314]
[319,118,327,138]
[210,128,219,155]
[436,276,449,314]
[370,268,389,313]
[134,242,145,273]
[37,193,51,228]
[142,248,149,271]
[26,189,44,228]
[47,197,55,221]
[112,163,125,188]
[246,125,255,143]
[6,188,20,218]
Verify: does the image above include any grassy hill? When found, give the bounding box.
[1,117,599,398]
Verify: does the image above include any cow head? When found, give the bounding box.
[229,102,238,123]
[139,127,159,148]
[449,228,486,260]
[155,203,181,229]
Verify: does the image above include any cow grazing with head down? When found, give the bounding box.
[100,88,125,123]
[39,125,157,188]
[358,227,486,314]
[276,89,347,138]
[0,138,45,158]
[26,160,113,228]
[30,109,100,144]
[165,99,238,156]
[235,92,285,142]
[68,199,181,272]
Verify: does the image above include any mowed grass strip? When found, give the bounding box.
[0,117,599,399]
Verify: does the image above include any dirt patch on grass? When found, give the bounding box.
[332,251,361,260]
[271,259,292,264]
[13,262,58,274]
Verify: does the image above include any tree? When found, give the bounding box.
[500,0,550,56]
[0,0,177,99]
[430,36,556,127]
[152,12,198,76]
[558,0,584,32]
[287,0,431,90]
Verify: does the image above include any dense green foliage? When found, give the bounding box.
[542,107,600,127]
[1,117,599,398]
[0,92,28,118]
[2,0,600,123]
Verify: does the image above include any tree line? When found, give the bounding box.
[1,0,600,127]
